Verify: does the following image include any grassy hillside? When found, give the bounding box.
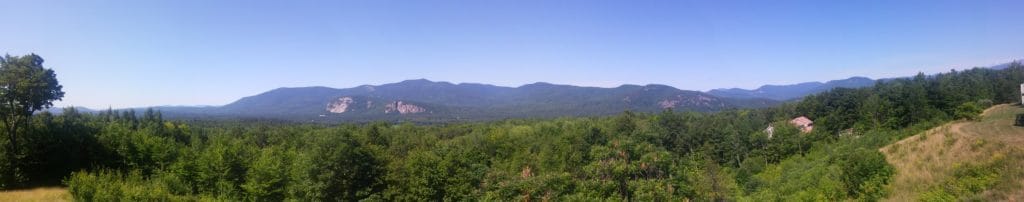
[882,104,1024,201]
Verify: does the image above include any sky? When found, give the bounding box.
[1,0,1023,109]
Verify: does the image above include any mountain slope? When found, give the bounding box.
[160,79,778,122]
[708,76,876,101]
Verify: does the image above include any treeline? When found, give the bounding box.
[1,62,1021,201]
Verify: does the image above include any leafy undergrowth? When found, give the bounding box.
[882,104,1024,201]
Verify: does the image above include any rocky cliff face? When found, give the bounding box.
[658,99,679,109]
[658,94,725,109]
[384,101,426,114]
[326,97,355,113]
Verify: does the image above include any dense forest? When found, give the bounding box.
[1,53,1022,201]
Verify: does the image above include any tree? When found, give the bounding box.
[0,54,64,179]
[243,147,289,201]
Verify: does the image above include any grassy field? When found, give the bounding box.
[882,104,1024,201]
[0,187,69,202]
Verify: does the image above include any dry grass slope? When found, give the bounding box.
[0,187,69,202]
[882,104,1024,201]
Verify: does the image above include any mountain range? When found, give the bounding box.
[139,76,885,122]
[53,77,883,122]
[149,79,780,122]
[707,77,877,101]
[59,60,1020,122]
[32,75,905,123]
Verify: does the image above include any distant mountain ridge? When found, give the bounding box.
[61,60,1019,122]
[152,79,778,122]
[707,60,1022,101]
[708,76,877,101]
[990,60,1021,70]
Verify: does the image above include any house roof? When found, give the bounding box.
[790,116,813,126]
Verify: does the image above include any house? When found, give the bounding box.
[764,116,815,139]
[790,116,814,133]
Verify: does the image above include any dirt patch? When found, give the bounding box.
[0,187,69,202]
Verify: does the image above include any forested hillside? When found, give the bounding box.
[1,58,1022,200]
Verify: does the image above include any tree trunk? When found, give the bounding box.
[5,117,16,158]
[3,100,17,162]
[4,116,17,185]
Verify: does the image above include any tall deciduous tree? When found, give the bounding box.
[0,54,64,161]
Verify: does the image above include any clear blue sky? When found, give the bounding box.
[2,0,1022,108]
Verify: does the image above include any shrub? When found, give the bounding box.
[953,102,983,121]
[917,154,1006,200]
[975,99,993,108]
[65,170,191,201]
[837,148,894,200]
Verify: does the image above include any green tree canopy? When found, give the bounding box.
[0,53,64,184]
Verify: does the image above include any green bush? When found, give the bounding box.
[954,102,984,121]
[837,148,893,201]
[65,170,191,202]
[917,155,1006,200]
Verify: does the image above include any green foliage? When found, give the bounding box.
[747,147,847,201]
[0,54,65,125]
[294,130,385,201]
[0,54,64,188]
[0,146,22,188]
[954,101,984,121]
[680,153,741,201]
[241,147,289,201]
[919,154,1008,201]
[836,148,893,201]
[66,170,192,202]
